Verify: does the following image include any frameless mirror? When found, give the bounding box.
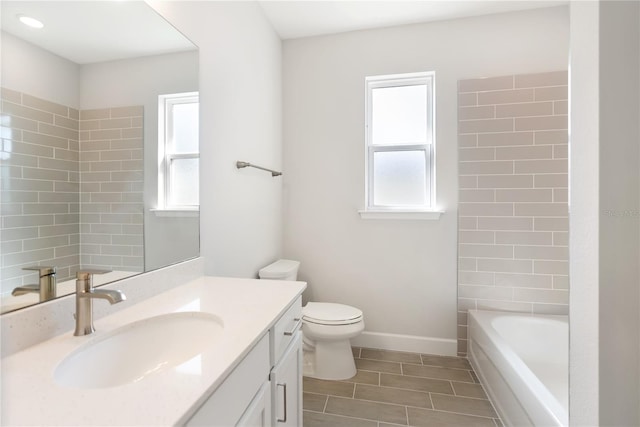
[0,1,199,314]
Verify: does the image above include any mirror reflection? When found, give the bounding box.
[0,1,200,314]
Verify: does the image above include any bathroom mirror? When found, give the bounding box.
[0,1,199,314]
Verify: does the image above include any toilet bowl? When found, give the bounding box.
[259,259,364,380]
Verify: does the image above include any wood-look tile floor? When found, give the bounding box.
[303,347,502,427]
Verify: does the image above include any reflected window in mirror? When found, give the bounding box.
[158,92,200,210]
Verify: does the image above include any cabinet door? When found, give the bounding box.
[270,332,302,427]
[236,381,271,427]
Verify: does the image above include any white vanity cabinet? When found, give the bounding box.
[186,296,303,427]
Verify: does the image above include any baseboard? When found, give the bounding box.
[350,331,457,356]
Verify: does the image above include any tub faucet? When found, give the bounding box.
[12,266,57,302]
[74,270,126,336]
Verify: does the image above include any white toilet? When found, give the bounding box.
[259,259,364,380]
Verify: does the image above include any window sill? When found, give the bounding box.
[358,209,443,220]
[150,208,200,218]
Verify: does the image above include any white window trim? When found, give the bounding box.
[361,72,442,220]
[157,92,199,212]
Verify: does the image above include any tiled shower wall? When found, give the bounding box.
[457,71,569,355]
[0,88,80,293]
[0,88,144,295]
[79,107,144,272]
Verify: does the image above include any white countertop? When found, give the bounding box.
[1,276,306,426]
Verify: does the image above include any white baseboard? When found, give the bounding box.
[350,331,457,356]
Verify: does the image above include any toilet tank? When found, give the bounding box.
[259,259,300,281]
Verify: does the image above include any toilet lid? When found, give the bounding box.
[303,302,363,325]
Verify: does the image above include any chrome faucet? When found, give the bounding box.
[12,266,57,302]
[74,270,126,336]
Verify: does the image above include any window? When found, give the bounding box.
[157,92,199,212]
[362,72,439,219]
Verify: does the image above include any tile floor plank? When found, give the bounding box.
[452,381,490,399]
[380,373,454,395]
[303,392,328,412]
[355,358,403,374]
[361,348,423,364]
[431,393,498,418]
[303,410,378,427]
[407,407,497,427]
[325,396,408,425]
[354,384,432,408]
[421,354,472,370]
[303,377,355,397]
[402,363,475,382]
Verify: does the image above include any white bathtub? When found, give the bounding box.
[468,310,568,427]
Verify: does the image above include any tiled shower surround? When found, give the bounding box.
[457,71,568,355]
[0,88,143,294]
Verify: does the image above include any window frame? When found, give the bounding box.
[157,92,199,212]
[363,72,438,216]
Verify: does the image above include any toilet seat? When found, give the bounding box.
[303,302,363,325]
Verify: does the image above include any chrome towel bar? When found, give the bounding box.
[236,161,282,177]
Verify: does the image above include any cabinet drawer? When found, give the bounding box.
[186,334,269,427]
[270,296,302,365]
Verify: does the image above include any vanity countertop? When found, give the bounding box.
[1,276,306,426]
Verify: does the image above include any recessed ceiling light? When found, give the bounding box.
[17,14,44,29]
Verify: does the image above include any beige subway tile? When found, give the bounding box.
[39,157,77,172]
[4,248,55,266]
[459,244,513,259]
[515,245,568,261]
[458,271,494,285]
[3,191,38,203]
[457,298,477,311]
[459,258,477,271]
[122,127,142,138]
[514,71,567,88]
[459,118,514,134]
[68,108,79,120]
[111,138,143,150]
[1,240,23,254]
[452,381,490,399]
[553,231,569,246]
[79,120,100,131]
[514,288,568,304]
[477,258,533,274]
[101,245,133,256]
[496,189,552,202]
[553,189,568,203]
[38,123,78,140]
[7,116,39,132]
[459,189,495,202]
[459,203,513,216]
[475,299,533,313]
[535,130,568,145]
[1,87,22,103]
[458,217,478,230]
[11,141,54,157]
[22,167,69,181]
[458,310,469,325]
[22,94,68,116]
[534,174,568,188]
[100,150,132,161]
[515,203,568,217]
[459,284,512,301]
[54,115,78,131]
[91,193,122,203]
[515,115,567,131]
[458,92,478,107]
[131,116,143,127]
[515,159,568,174]
[130,149,143,160]
[122,224,143,236]
[39,224,78,237]
[360,348,421,364]
[459,147,495,161]
[431,394,497,418]
[2,177,53,192]
[495,145,553,160]
[90,129,121,140]
[478,88,535,105]
[55,148,79,162]
[81,202,111,213]
[80,108,111,120]
[495,231,552,245]
[477,132,534,147]
[477,175,533,189]
[80,140,111,152]
[101,213,133,224]
[459,134,478,148]
[22,203,69,215]
[110,106,144,118]
[101,182,131,192]
[459,176,478,189]
[99,118,132,129]
[459,161,513,175]
[459,106,495,120]
[55,213,79,225]
[553,145,568,159]
[554,100,568,115]
[55,244,80,258]
[477,217,533,231]
[380,373,453,394]
[532,303,569,315]
[496,102,553,118]
[494,273,552,288]
[459,76,514,93]
[112,171,143,182]
[54,181,79,192]
[121,193,143,203]
[457,339,468,356]
[1,227,39,242]
[402,364,474,382]
[91,161,122,172]
[535,86,568,101]
[354,384,431,408]
[3,101,54,123]
[459,231,494,244]
[81,171,111,182]
[325,396,407,424]
[553,275,570,290]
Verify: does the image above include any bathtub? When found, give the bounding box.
[468,310,568,427]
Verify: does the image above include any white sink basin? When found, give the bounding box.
[54,312,224,389]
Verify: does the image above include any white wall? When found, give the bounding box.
[570,1,640,425]
[1,31,79,108]
[282,7,569,353]
[148,1,283,277]
[79,52,200,271]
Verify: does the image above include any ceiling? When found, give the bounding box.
[258,1,568,40]
[1,1,196,64]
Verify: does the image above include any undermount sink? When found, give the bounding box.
[54,312,224,389]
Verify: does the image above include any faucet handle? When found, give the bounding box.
[22,266,56,276]
[76,269,111,280]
